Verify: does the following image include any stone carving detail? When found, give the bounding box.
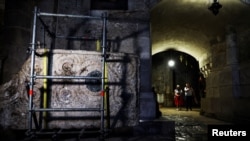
[0,49,139,129]
[86,70,102,92]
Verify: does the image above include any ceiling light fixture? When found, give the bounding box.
[208,0,222,15]
[168,59,175,67]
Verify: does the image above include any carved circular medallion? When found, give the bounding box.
[58,88,72,104]
[85,70,102,92]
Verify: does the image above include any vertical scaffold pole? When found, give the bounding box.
[28,6,38,131]
[101,12,107,136]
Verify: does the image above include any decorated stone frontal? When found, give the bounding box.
[0,49,139,129]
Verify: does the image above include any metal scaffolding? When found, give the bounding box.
[26,6,108,140]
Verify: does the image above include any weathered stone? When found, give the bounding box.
[0,49,139,129]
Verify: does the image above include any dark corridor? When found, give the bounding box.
[152,50,204,107]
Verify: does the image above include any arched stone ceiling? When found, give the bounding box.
[150,0,250,62]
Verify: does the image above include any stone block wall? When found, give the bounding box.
[200,26,250,123]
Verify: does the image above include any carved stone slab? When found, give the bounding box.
[0,49,139,129]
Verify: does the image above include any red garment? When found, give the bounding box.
[174,95,184,106]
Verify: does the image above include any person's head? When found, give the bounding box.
[176,84,180,88]
[152,87,155,91]
[186,83,190,87]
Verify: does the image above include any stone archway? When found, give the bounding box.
[152,50,200,108]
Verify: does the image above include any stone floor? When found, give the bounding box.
[4,107,231,141]
[103,107,230,141]
[159,107,230,141]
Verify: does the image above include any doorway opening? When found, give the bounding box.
[152,49,204,109]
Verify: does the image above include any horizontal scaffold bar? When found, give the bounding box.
[35,75,102,79]
[31,108,102,112]
[56,35,99,40]
[37,12,102,20]
[30,130,100,135]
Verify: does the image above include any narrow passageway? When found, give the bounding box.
[159,107,231,141]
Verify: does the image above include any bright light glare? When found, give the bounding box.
[168,60,175,67]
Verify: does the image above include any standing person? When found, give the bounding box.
[174,84,183,111]
[152,87,162,118]
[184,83,193,111]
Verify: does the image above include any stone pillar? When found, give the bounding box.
[138,23,157,120]
[226,25,241,98]
[2,0,32,83]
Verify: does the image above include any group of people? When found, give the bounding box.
[174,83,194,111]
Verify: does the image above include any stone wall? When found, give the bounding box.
[200,26,250,123]
[0,0,158,122]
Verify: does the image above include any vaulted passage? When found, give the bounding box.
[150,0,250,124]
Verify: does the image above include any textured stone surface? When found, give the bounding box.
[1,0,155,121]
[0,49,139,129]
